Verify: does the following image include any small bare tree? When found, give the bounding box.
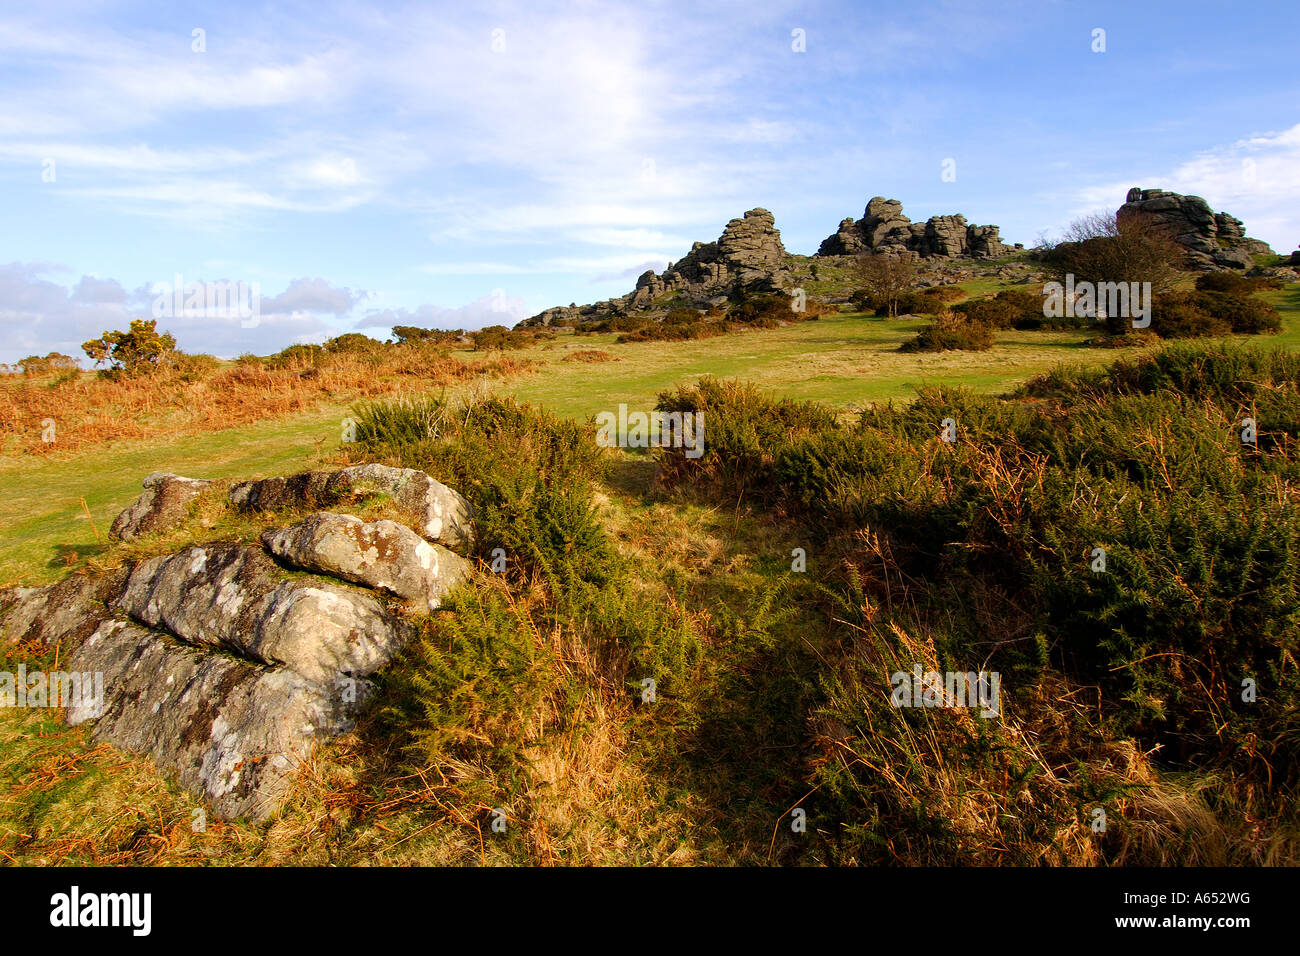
[855,252,917,317]
[1044,211,1185,333]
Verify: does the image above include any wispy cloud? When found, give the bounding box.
[1071,123,1300,251]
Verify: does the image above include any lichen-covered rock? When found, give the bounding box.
[263,512,472,612]
[68,618,351,821]
[0,568,130,653]
[229,464,476,552]
[336,464,476,552]
[0,463,481,822]
[114,543,408,685]
[109,473,212,541]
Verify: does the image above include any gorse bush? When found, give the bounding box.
[664,307,704,325]
[1193,271,1266,295]
[1149,290,1280,338]
[1022,340,1300,406]
[899,311,995,352]
[728,293,799,326]
[391,325,464,345]
[82,319,176,375]
[1194,290,1281,334]
[952,290,1042,330]
[472,325,528,351]
[325,332,385,355]
[658,341,1300,791]
[352,393,450,452]
[653,376,838,494]
[1150,292,1230,338]
[18,353,79,377]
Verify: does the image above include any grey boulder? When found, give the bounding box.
[109,473,212,541]
[229,463,476,552]
[262,512,472,612]
[68,618,350,821]
[114,543,408,685]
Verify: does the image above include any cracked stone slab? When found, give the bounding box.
[68,618,352,821]
[229,464,476,552]
[113,543,409,685]
[109,473,213,541]
[263,512,472,612]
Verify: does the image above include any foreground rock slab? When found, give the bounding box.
[1,585,353,821]
[114,543,408,685]
[263,512,472,612]
[69,619,349,820]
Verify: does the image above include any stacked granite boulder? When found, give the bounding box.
[816,197,1010,260]
[0,464,477,820]
[522,208,792,326]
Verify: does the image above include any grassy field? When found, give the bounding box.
[0,311,1114,586]
[6,290,1299,588]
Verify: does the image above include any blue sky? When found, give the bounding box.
[2,0,1296,363]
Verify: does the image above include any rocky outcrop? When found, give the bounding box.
[520,208,791,326]
[110,473,212,541]
[114,543,407,686]
[262,513,471,613]
[816,197,1010,260]
[67,618,350,820]
[1117,187,1274,270]
[230,463,476,552]
[0,464,478,822]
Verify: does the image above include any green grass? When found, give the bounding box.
[0,406,348,585]
[507,311,1111,419]
[1,288,1296,587]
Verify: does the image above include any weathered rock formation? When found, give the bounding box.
[231,463,476,553]
[263,513,471,613]
[110,473,212,541]
[1117,187,1274,270]
[0,464,478,821]
[816,197,1011,260]
[522,208,791,326]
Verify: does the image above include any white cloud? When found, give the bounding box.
[1071,123,1300,252]
[263,277,369,315]
[0,264,533,363]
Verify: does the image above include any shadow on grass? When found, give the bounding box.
[604,450,657,499]
[45,541,106,572]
